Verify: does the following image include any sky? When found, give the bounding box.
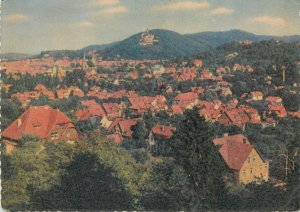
[2,0,300,54]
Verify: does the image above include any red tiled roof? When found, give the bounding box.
[119,118,141,137]
[251,91,263,97]
[191,87,205,95]
[107,133,123,144]
[213,134,253,170]
[1,105,74,141]
[174,92,198,102]
[225,110,243,123]
[76,100,106,120]
[288,111,300,119]
[193,59,203,66]
[35,84,47,91]
[102,103,121,118]
[268,105,287,117]
[107,118,122,131]
[265,96,282,103]
[170,105,184,115]
[107,118,140,137]
[151,124,175,139]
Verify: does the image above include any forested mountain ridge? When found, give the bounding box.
[36,29,300,60]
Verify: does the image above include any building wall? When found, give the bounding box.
[1,139,17,154]
[46,126,78,143]
[239,149,269,184]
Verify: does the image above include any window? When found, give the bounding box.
[51,132,59,140]
[242,170,246,176]
[248,157,251,163]
[250,168,253,174]
[253,156,256,162]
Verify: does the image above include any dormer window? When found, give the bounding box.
[32,121,41,128]
[243,138,247,144]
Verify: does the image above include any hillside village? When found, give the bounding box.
[1,39,300,210]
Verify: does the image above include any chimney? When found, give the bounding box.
[224,133,228,137]
[17,119,22,128]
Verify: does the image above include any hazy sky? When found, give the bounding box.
[2,0,300,54]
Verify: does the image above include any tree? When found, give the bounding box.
[31,153,132,210]
[1,138,59,210]
[131,120,148,149]
[170,107,227,210]
[1,98,24,129]
[141,158,189,210]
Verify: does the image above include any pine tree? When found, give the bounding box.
[170,107,227,210]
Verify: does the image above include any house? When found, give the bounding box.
[107,133,123,144]
[199,70,214,80]
[251,91,263,101]
[12,91,41,107]
[126,70,139,79]
[152,64,166,75]
[265,96,282,105]
[75,100,106,122]
[129,95,167,114]
[71,86,85,97]
[213,134,269,184]
[1,105,78,154]
[34,84,55,99]
[166,85,173,93]
[241,40,253,45]
[168,105,185,115]
[217,106,261,129]
[107,118,141,138]
[262,118,278,128]
[148,124,175,146]
[233,64,243,71]
[56,88,72,99]
[193,59,203,67]
[173,92,199,106]
[191,87,205,95]
[220,88,232,97]
[102,103,122,119]
[151,125,175,139]
[227,98,238,109]
[268,105,287,118]
[172,68,197,81]
[288,111,300,119]
[245,65,254,73]
[199,107,222,122]
[34,84,47,91]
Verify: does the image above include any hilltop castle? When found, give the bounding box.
[139,29,158,46]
